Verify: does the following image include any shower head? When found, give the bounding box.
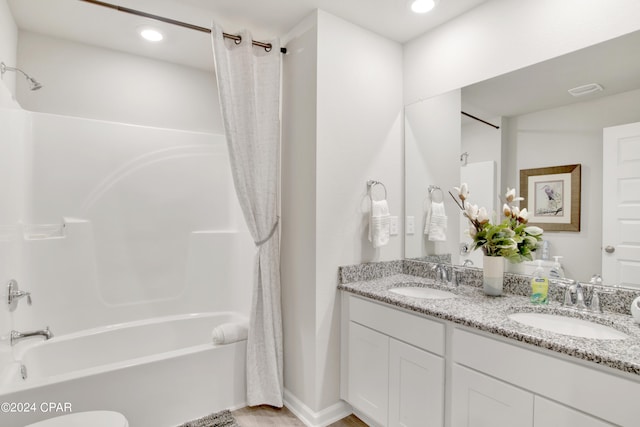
[0,62,43,91]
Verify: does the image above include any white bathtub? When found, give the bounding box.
[0,312,248,427]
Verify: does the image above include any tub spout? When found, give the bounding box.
[11,326,53,346]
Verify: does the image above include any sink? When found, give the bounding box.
[388,286,457,300]
[508,312,628,340]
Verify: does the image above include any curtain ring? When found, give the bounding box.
[264,45,273,53]
[234,35,242,45]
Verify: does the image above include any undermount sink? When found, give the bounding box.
[508,312,628,340]
[388,286,457,300]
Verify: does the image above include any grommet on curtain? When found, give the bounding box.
[234,35,242,45]
[255,217,280,247]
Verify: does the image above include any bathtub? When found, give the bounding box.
[0,312,248,427]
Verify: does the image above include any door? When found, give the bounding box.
[388,338,444,427]
[451,365,534,427]
[348,321,389,426]
[603,122,640,287]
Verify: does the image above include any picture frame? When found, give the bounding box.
[520,164,581,232]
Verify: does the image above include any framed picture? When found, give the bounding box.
[520,164,581,232]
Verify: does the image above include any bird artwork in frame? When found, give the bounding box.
[520,164,581,232]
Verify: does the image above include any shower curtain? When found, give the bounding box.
[211,26,283,407]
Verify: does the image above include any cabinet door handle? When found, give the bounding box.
[604,245,615,254]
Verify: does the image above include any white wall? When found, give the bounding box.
[505,88,640,282]
[281,8,403,417]
[0,0,18,94]
[404,0,640,104]
[16,31,223,133]
[281,12,319,415]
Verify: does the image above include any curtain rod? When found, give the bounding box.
[461,111,500,129]
[78,0,287,54]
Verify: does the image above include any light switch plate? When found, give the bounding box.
[389,216,399,235]
[406,216,415,234]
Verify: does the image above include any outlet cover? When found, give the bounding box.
[406,216,415,234]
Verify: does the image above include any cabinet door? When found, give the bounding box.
[451,365,534,427]
[389,338,444,427]
[534,396,615,427]
[348,321,389,426]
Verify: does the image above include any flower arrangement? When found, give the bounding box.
[450,184,544,262]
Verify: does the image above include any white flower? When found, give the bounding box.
[454,183,469,201]
[518,208,529,222]
[505,187,525,203]
[524,225,543,236]
[477,207,489,224]
[511,206,520,218]
[503,203,511,217]
[465,203,479,221]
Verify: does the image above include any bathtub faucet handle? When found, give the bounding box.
[6,279,32,312]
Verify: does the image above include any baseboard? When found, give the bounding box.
[283,389,353,427]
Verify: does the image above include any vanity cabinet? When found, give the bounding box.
[452,328,626,427]
[341,291,640,427]
[343,295,445,427]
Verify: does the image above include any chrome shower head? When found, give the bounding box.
[1,62,43,91]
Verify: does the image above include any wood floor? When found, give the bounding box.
[232,405,367,427]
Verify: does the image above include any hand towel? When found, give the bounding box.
[368,199,390,248]
[212,321,249,345]
[424,201,448,241]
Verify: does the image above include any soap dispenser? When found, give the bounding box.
[531,260,549,305]
[549,256,564,279]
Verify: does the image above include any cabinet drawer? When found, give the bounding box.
[349,295,445,355]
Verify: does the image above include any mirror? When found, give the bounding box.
[405,29,640,285]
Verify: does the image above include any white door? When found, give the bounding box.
[451,365,533,427]
[348,322,389,426]
[603,122,640,287]
[534,396,614,427]
[388,339,444,427]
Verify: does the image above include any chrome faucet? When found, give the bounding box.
[10,327,53,346]
[563,280,603,311]
[6,279,31,312]
[431,263,451,285]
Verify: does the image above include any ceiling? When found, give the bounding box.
[462,29,640,119]
[8,0,488,71]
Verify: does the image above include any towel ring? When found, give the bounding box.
[428,185,444,203]
[367,180,387,202]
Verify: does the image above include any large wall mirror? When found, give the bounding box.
[405,29,640,287]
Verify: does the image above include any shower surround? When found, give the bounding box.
[0,86,253,426]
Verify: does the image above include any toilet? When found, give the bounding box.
[25,411,129,427]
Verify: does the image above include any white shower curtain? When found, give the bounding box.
[211,26,283,407]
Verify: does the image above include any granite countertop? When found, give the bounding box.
[338,272,640,376]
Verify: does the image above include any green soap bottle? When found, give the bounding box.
[531,260,549,305]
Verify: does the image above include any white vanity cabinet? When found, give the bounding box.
[341,292,640,426]
[342,295,445,427]
[452,328,629,427]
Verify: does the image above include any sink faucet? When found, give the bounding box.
[431,263,451,285]
[563,281,603,311]
[10,327,53,346]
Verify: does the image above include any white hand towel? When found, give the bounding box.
[368,199,390,248]
[212,321,249,345]
[425,201,448,241]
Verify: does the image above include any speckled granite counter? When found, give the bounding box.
[338,261,640,376]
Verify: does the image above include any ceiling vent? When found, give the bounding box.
[568,83,603,97]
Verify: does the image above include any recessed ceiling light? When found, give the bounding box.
[140,28,163,42]
[411,0,438,14]
[568,83,603,97]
